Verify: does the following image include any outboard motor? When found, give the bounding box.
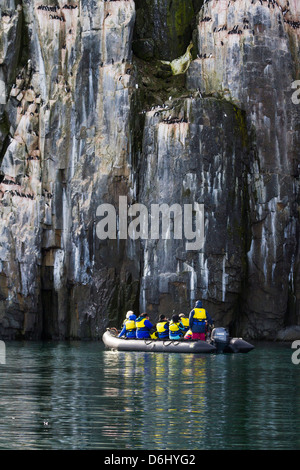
[210,327,230,353]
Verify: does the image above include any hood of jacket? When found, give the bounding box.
[128,314,137,321]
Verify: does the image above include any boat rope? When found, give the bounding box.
[163,340,181,346]
[107,327,118,337]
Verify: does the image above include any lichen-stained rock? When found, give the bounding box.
[0,1,23,85]
[0,0,139,339]
[0,58,43,339]
[0,1,23,156]
[133,0,196,61]
[187,0,300,338]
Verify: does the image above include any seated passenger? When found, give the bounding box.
[118,312,137,338]
[122,310,135,326]
[135,313,154,339]
[169,314,185,340]
[179,313,189,333]
[156,315,169,339]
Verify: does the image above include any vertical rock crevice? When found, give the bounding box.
[133,0,201,61]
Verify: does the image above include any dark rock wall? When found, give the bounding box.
[0,0,299,340]
[133,0,196,61]
[138,98,250,328]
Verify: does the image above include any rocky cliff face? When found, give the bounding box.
[0,0,299,340]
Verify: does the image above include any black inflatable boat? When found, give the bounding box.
[102,327,254,354]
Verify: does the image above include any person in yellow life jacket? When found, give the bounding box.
[169,314,185,340]
[121,310,135,326]
[156,315,169,339]
[135,313,154,339]
[189,300,213,341]
[118,312,137,338]
[179,313,189,333]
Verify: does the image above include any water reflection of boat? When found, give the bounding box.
[102,328,255,354]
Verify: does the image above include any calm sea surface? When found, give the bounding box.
[0,340,299,450]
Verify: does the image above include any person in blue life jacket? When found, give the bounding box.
[135,313,154,339]
[156,315,169,339]
[189,300,213,340]
[169,314,186,340]
[118,311,137,338]
[179,313,189,333]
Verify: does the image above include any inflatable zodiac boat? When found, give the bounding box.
[102,327,254,354]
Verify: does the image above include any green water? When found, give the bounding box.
[0,340,299,450]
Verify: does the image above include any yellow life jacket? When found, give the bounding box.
[156,321,168,333]
[125,319,136,331]
[136,317,148,330]
[193,308,207,321]
[169,321,181,332]
[150,331,158,339]
[180,317,189,327]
